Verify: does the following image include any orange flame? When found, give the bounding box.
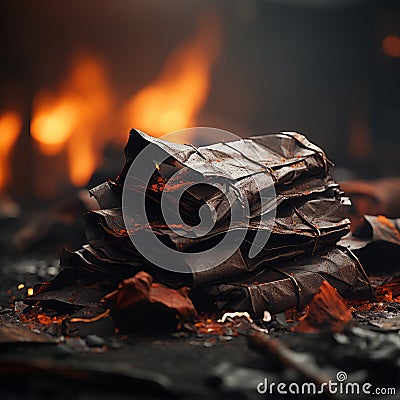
[31,55,114,186]
[123,13,221,137]
[31,92,80,155]
[0,111,22,191]
[30,13,221,190]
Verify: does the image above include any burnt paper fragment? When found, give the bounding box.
[295,280,353,333]
[102,271,197,330]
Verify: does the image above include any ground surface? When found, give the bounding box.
[1,257,399,400]
[0,257,271,400]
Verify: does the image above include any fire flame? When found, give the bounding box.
[0,111,22,191]
[123,13,221,137]
[30,92,80,155]
[31,55,114,186]
[30,12,221,190]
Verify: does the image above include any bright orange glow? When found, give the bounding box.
[31,55,114,186]
[67,128,97,187]
[382,35,400,58]
[31,13,221,190]
[0,111,22,191]
[123,13,221,137]
[31,92,80,155]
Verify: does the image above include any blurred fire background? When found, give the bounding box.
[0,0,399,206]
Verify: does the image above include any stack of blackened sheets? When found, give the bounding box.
[29,130,372,316]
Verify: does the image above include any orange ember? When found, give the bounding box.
[376,281,400,303]
[0,111,22,191]
[36,314,64,326]
[150,176,166,193]
[123,12,222,137]
[19,309,66,328]
[194,319,238,336]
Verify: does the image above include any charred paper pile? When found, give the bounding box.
[26,130,373,326]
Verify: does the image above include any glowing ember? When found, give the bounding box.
[17,283,25,290]
[0,111,22,191]
[27,288,34,296]
[193,315,239,336]
[123,12,221,137]
[37,314,65,326]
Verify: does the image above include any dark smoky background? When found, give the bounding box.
[0,5,400,400]
[0,0,399,204]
